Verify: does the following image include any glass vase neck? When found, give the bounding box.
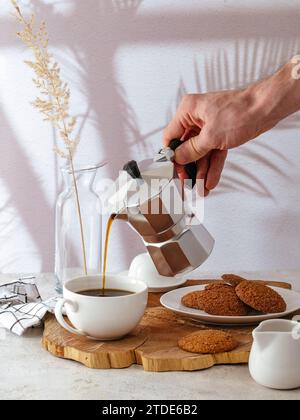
[61,163,105,188]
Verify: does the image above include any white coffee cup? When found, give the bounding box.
[55,275,148,341]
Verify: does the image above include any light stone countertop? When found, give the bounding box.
[1,271,300,401]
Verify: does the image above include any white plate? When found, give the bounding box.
[160,285,300,326]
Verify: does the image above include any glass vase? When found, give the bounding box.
[55,163,104,293]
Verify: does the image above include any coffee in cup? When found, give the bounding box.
[55,275,148,340]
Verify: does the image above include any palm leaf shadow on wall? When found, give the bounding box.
[0,200,18,271]
[170,38,299,199]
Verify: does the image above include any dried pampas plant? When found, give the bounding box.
[11,0,88,275]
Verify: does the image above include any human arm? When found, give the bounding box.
[163,60,300,194]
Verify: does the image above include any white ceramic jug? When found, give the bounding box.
[249,319,300,390]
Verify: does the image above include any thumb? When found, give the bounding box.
[175,132,211,165]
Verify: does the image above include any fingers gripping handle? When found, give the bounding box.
[169,139,197,188]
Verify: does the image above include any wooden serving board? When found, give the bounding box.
[42,279,297,372]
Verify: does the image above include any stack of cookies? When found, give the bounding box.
[181,274,287,317]
[178,275,287,355]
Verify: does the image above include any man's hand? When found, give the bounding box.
[163,89,263,195]
[163,61,300,194]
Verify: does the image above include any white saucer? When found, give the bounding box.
[126,253,187,293]
[120,271,186,293]
[160,285,300,326]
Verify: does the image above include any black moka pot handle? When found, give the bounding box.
[169,139,197,188]
[123,140,197,188]
[123,160,142,180]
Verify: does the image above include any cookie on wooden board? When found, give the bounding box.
[236,281,287,314]
[178,330,239,354]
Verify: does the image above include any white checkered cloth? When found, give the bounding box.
[0,277,59,336]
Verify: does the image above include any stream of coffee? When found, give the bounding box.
[102,214,115,292]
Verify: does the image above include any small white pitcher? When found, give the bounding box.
[249,319,300,390]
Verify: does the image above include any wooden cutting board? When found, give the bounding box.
[42,279,297,372]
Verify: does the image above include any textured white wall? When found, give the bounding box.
[1,0,300,275]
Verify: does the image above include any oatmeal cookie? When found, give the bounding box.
[236,281,286,314]
[178,330,239,354]
[182,285,249,316]
[221,274,247,287]
[181,291,206,310]
[201,286,249,316]
[205,282,229,290]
